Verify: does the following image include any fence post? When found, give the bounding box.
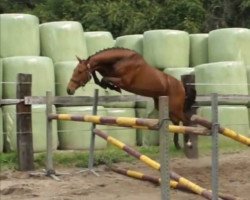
[16,73,34,171]
[181,74,198,158]
[159,96,170,200]
[46,91,55,176]
[211,93,219,200]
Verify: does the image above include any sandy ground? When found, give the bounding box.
[0,149,249,200]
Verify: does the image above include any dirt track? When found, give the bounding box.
[0,149,249,200]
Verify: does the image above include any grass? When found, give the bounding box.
[0,136,247,171]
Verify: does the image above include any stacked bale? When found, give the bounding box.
[141,30,190,146]
[106,108,137,146]
[0,14,59,153]
[84,31,115,56]
[115,34,143,54]
[1,56,58,152]
[189,34,208,67]
[0,14,40,57]
[40,21,88,63]
[57,106,107,150]
[143,30,189,69]
[195,28,250,139]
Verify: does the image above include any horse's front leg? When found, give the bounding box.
[101,77,122,93]
[92,71,108,89]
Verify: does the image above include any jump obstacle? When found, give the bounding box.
[110,167,236,200]
[49,113,250,146]
[45,91,249,200]
[93,128,235,200]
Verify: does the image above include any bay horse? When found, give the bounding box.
[67,48,195,149]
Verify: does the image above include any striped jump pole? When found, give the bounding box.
[93,128,225,200]
[191,115,250,146]
[49,114,210,136]
[110,167,237,200]
[110,167,185,189]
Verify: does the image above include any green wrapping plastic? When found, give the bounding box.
[143,30,189,69]
[84,31,115,56]
[208,28,250,63]
[54,61,106,97]
[0,109,3,153]
[57,106,107,150]
[163,67,194,81]
[195,62,248,97]
[189,34,208,67]
[3,105,58,153]
[198,106,250,147]
[106,108,136,146]
[2,56,55,98]
[104,88,135,108]
[40,21,88,63]
[115,34,143,54]
[0,59,2,98]
[0,14,40,57]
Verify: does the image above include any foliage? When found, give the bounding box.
[1,0,250,37]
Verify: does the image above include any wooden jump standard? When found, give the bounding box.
[48,114,210,136]
[191,115,250,146]
[93,128,233,200]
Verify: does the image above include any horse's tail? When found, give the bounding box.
[182,75,197,116]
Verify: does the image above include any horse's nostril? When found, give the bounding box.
[67,88,74,95]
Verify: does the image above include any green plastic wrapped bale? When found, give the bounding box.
[2,56,55,98]
[189,34,208,67]
[0,14,40,57]
[103,88,135,108]
[195,62,248,98]
[106,108,136,146]
[208,28,250,63]
[0,109,3,153]
[163,68,194,81]
[0,59,2,98]
[54,61,106,97]
[143,30,189,69]
[84,31,115,56]
[40,21,88,63]
[198,106,250,148]
[3,105,58,152]
[115,34,143,54]
[57,106,107,150]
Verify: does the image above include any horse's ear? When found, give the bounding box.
[76,56,82,63]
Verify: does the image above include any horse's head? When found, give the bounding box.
[67,57,92,95]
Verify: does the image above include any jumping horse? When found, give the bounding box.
[67,48,195,149]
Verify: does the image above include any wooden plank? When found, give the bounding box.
[24,95,151,106]
[16,73,34,171]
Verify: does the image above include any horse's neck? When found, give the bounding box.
[88,50,134,71]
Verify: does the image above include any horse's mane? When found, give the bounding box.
[87,47,137,60]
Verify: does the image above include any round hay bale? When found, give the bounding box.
[195,61,248,98]
[189,34,208,67]
[54,61,106,97]
[106,108,136,146]
[143,30,189,69]
[163,67,194,81]
[208,28,250,63]
[3,105,58,153]
[115,34,143,54]
[0,108,3,153]
[198,105,250,147]
[2,56,55,98]
[0,14,40,57]
[57,106,107,150]
[40,21,88,63]
[84,31,115,56]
